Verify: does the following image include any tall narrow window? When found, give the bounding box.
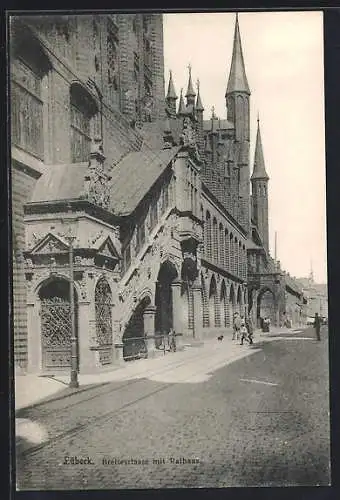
[150,197,158,230]
[135,218,146,254]
[213,218,218,264]
[107,21,120,109]
[123,243,131,272]
[161,184,169,213]
[134,52,140,82]
[11,29,50,161]
[225,229,229,270]
[206,211,212,261]
[219,224,224,268]
[70,83,98,163]
[70,99,91,162]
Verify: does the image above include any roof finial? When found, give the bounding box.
[166,69,177,100]
[257,111,260,124]
[178,87,186,115]
[185,63,196,100]
[195,78,204,111]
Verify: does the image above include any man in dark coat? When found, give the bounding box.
[245,314,254,345]
[314,312,321,341]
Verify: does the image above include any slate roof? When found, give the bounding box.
[108,146,181,215]
[29,147,181,216]
[31,162,88,203]
[285,274,303,296]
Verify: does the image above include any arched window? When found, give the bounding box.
[206,211,212,261]
[230,233,234,274]
[70,82,98,163]
[243,245,247,279]
[150,196,158,230]
[225,229,229,270]
[135,215,146,254]
[234,237,238,276]
[11,25,51,161]
[219,223,224,268]
[213,218,218,263]
[238,241,242,277]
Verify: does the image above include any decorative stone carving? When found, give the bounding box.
[180,117,196,148]
[141,94,154,123]
[83,139,112,209]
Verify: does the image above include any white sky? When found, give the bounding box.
[163,11,327,284]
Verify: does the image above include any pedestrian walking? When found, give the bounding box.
[263,317,270,333]
[168,328,177,352]
[240,316,248,345]
[245,314,254,345]
[313,312,321,341]
[232,312,241,340]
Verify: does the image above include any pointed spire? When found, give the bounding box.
[251,116,269,180]
[166,70,177,100]
[226,14,250,96]
[178,88,186,115]
[185,63,196,100]
[309,260,314,282]
[195,79,204,111]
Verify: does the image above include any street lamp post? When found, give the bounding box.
[65,226,79,389]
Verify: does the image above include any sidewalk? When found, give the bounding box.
[15,326,301,411]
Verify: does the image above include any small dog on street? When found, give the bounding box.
[217,335,224,341]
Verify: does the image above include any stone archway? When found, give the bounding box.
[122,295,151,361]
[155,260,178,342]
[257,287,276,327]
[38,277,78,372]
[201,273,209,328]
[220,280,228,327]
[94,277,113,366]
[209,276,219,327]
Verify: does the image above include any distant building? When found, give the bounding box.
[296,272,328,320]
[10,13,306,374]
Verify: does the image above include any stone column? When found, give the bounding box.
[143,305,157,358]
[171,280,184,346]
[192,281,203,340]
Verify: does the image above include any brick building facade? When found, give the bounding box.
[10,13,306,374]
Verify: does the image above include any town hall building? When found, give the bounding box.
[10,12,306,374]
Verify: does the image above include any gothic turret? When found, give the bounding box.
[185,64,196,106]
[251,116,269,252]
[166,70,178,116]
[226,13,251,234]
[225,13,250,143]
[178,88,186,116]
[251,115,269,181]
[195,79,204,154]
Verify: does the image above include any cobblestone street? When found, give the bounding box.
[16,327,330,490]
